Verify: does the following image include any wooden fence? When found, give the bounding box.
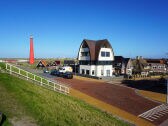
[6,63,69,94]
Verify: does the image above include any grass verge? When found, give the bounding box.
[0,73,130,126]
[138,90,166,103]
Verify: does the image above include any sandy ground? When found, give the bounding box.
[10,116,37,126]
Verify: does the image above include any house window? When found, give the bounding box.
[101,51,110,57]
[82,69,85,74]
[79,61,90,65]
[106,52,110,57]
[153,66,156,69]
[101,51,106,57]
[86,70,90,75]
[92,70,94,75]
[81,52,89,56]
[101,70,104,75]
[117,63,121,66]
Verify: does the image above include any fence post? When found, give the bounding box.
[10,65,12,74]
[26,72,28,80]
[65,87,68,94]
[6,63,7,70]
[67,87,69,94]
[41,78,42,86]
[19,68,20,74]
[54,84,55,91]
[34,75,35,81]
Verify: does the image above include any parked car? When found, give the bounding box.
[50,70,61,76]
[59,66,73,73]
[43,69,49,73]
[63,72,73,79]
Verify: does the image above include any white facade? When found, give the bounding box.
[78,39,114,77]
[79,65,113,77]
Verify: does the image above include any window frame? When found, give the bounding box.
[101,51,106,57]
[106,52,110,57]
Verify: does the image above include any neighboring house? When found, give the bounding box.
[77,39,114,77]
[113,56,133,75]
[36,60,47,68]
[146,59,167,73]
[64,60,75,66]
[55,60,61,66]
[132,56,149,75]
[166,59,168,73]
[47,60,61,67]
[113,56,125,75]
[125,58,133,75]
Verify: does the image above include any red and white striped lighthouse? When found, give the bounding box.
[29,35,34,64]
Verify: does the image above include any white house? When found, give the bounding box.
[77,39,114,77]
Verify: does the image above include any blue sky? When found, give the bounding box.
[0,0,167,58]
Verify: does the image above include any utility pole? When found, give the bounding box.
[166,53,168,104]
[75,62,76,75]
[166,78,168,104]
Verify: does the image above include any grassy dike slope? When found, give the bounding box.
[0,73,130,126]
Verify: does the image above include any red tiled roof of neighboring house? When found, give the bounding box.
[146,59,165,64]
[41,60,47,66]
[55,60,61,65]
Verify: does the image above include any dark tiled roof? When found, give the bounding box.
[124,58,131,65]
[83,39,96,61]
[78,39,113,61]
[114,56,124,62]
[64,60,75,65]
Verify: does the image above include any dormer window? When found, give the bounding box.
[106,52,110,57]
[101,51,106,57]
[101,51,110,57]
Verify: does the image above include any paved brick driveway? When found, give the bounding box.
[56,78,168,125]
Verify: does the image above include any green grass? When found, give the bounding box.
[0,73,130,126]
[28,73,34,80]
[17,61,39,69]
[0,62,6,70]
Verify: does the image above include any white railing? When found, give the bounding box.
[5,63,69,94]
